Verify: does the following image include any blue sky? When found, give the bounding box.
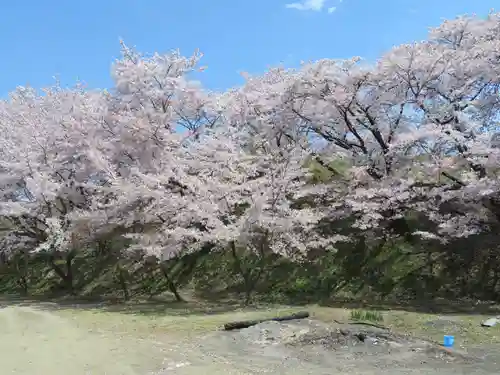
[0,0,495,96]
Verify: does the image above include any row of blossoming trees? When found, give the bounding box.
[1,14,500,302]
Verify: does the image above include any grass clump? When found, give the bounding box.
[350,309,384,323]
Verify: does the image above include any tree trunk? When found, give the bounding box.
[65,254,74,294]
[160,263,184,302]
[0,250,7,265]
[223,311,310,331]
[230,241,265,306]
[49,251,76,295]
[116,265,130,301]
[10,249,30,295]
[175,243,214,284]
[15,253,29,296]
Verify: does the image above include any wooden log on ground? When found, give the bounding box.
[223,311,310,331]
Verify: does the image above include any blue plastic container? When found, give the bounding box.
[443,335,454,348]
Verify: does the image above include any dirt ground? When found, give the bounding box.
[153,318,500,375]
[1,299,499,374]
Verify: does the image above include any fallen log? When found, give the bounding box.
[223,311,310,331]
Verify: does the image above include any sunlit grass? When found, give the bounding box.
[0,306,167,375]
[55,304,304,337]
[387,310,500,345]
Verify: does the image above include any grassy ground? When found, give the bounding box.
[311,305,500,346]
[0,305,167,374]
[1,296,499,374]
[0,297,306,374]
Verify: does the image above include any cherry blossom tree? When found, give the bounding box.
[0,83,115,292]
[11,44,318,300]
[1,12,500,301]
[87,46,342,301]
[363,12,500,240]
[231,12,500,244]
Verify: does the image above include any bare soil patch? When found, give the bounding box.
[171,318,499,375]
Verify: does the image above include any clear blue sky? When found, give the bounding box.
[0,0,495,95]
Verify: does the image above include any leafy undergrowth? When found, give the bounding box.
[1,297,499,374]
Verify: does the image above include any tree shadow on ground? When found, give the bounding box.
[316,297,500,316]
[1,292,499,317]
[194,287,500,316]
[0,293,247,317]
[97,298,245,316]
